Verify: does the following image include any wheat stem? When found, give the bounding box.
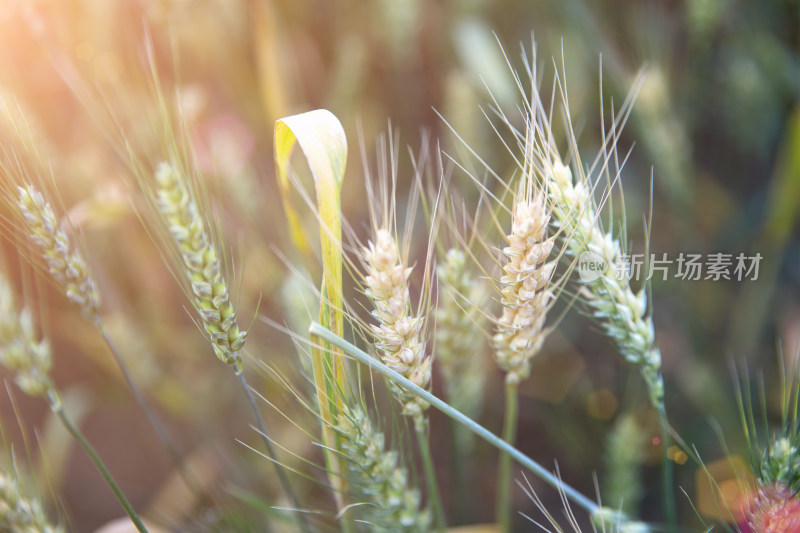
[497,383,519,533]
[657,406,676,527]
[97,322,197,494]
[414,418,446,531]
[237,372,310,533]
[53,403,148,533]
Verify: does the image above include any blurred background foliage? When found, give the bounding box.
[0,0,798,531]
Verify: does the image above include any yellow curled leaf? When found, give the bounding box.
[274,109,349,508]
[274,110,346,257]
[274,109,346,344]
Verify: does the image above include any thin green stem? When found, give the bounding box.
[657,404,677,529]
[97,321,197,493]
[53,403,148,533]
[497,383,518,533]
[414,417,446,531]
[309,322,600,517]
[237,372,312,533]
[450,419,469,522]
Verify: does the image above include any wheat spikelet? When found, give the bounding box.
[16,185,100,320]
[492,192,555,385]
[546,160,663,407]
[759,436,800,491]
[335,404,430,532]
[0,468,62,533]
[154,162,246,372]
[0,276,55,400]
[435,247,485,420]
[362,227,431,422]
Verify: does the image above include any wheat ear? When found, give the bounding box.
[16,185,100,321]
[546,160,663,408]
[154,161,309,528]
[15,180,196,494]
[743,357,800,531]
[492,160,556,532]
[0,466,62,533]
[603,413,647,515]
[154,162,246,372]
[0,274,148,532]
[435,248,486,421]
[492,192,555,386]
[0,277,55,403]
[435,246,487,521]
[362,227,431,424]
[362,227,446,528]
[334,404,431,532]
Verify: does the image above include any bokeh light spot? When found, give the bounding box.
[694,455,754,523]
[586,388,619,420]
[668,445,688,465]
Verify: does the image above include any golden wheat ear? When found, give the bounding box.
[360,227,431,423]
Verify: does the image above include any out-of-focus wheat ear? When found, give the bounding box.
[603,413,647,516]
[16,184,101,322]
[154,162,246,372]
[0,272,148,532]
[152,152,310,530]
[0,464,63,533]
[434,245,487,523]
[0,275,57,405]
[333,404,431,532]
[435,247,486,426]
[0,103,192,496]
